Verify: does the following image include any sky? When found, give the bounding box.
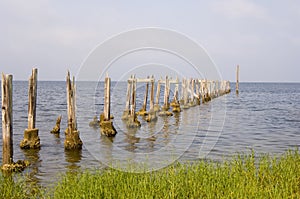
[0,0,299,82]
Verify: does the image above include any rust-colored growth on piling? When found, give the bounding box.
[64,71,82,150]
[20,68,40,149]
[51,115,62,134]
[100,74,117,136]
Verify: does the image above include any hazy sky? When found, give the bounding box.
[0,0,299,82]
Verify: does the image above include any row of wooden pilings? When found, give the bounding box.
[118,75,231,128]
[1,67,236,172]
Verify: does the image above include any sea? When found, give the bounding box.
[0,81,299,185]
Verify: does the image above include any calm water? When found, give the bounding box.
[0,81,299,185]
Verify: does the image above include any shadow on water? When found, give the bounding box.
[64,149,82,171]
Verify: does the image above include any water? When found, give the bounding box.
[0,81,299,185]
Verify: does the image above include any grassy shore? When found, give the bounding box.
[1,149,299,198]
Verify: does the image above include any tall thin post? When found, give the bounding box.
[236,65,239,94]
[159,76,173,116]
[146,76,157,122]
[2,73,13,165]
[127,75,141,127]
[100,74,117,136]
[138,76,149,116]
[122,76,132,120]
[154,79,161,111]
[64,71,82,149]
[20,68,40,149]
[149,76,155,112]
[104,74,111,121]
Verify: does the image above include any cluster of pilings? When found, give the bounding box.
[120,75,231,128]
[1,69,86,171]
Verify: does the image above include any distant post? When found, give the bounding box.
[20,68,40,149]
[236,65,239,94]
[2,73,13,165]
[170,76,181,112]
[64,71,82,150]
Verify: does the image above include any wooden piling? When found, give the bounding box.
[146,76,157,122]
[2,73,13,165]
[195,79,200,105]
[137,76,149,116]
[170,80,181,113]
[64,71,82,150]
[122,77,132,120]
[236,65,239,94]
[100,74,117,136]
[182,78,189,109]
[127,76,141,128]
[154,79,161,111]
[159,76,173,116]
[20,68,40,149]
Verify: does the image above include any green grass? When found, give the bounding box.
[1,149,300,198]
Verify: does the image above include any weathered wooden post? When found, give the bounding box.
[182,78,189,109]
[122,76,132,120]
[195,79,200,105]
[226,80,231,94]
[170,78,181,112]
[50,115,62,134]
[100,74,117,136]
[159,76,173,116]
[236,65,239,94]
[64,71,82,149]
[2,73,29,172]
[20,68,40,149]
[127,76,141,128]
[154,79,161,111]
[137,76,149,116]
[146,76,157,122]
[189,79,196,107]
[2,73,13,165]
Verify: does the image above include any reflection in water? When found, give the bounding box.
[22,149,41,186]
[124,127,140,152]
[100,134,114,166]
[64,149,82,171]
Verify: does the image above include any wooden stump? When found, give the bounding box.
[51,115,62,134]
[137,77,149,116]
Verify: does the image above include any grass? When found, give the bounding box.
[1,149,300,198]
